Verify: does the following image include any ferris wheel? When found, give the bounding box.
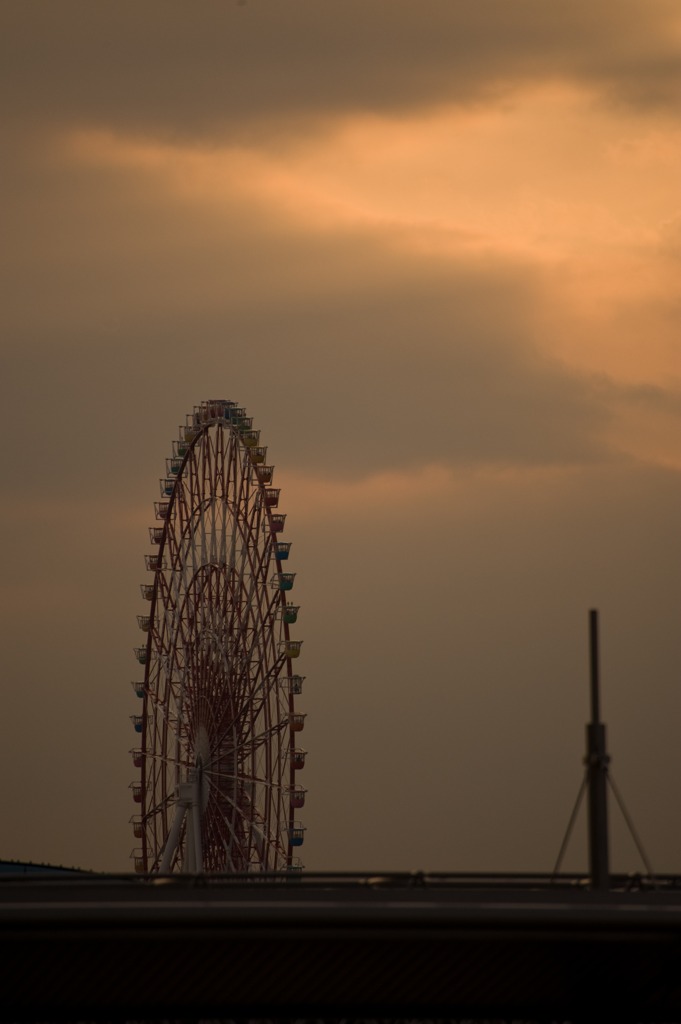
[130,400,307,873]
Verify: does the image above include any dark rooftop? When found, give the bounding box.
[2,870,681,1021]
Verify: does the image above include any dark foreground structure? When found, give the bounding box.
[2,870,681,1022]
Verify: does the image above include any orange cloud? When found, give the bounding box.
[67,84,681,260]
[277,461,589,527]
[63,84,681,464]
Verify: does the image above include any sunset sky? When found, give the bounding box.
[2,0,681,874]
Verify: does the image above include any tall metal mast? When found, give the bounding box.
[587,608,610,890]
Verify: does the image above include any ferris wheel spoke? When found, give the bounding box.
[214,798,283,864]
[146,703,179,746]
[204,778,284,860]
[203,767,284,800]
[205,799,246,861]
[201,729,286,774]
[143,788,176,818]
[238,716,289,750]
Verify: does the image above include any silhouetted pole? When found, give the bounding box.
[586,609,610,891]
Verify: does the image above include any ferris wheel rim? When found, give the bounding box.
[131,401,305,874]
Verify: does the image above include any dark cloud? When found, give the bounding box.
[2,129,614,499]
[231,279,613,474]
[615,381,681,416]
[2,214,612,507]
[2,0,681,142]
